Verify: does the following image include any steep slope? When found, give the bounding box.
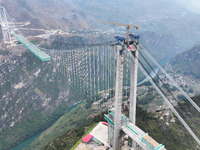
[24,101,101,150]
[22,82,200,150]
[140,31,177,62]
[42,102,200,150]
[0,0,89,30]
[170,43,200,80]
[0,46,84,150]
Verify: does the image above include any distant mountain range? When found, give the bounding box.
[64,0,200,52]
[1,0,200,53]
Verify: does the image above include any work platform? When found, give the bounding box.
[105,109,166,150]
[10,31,51,61]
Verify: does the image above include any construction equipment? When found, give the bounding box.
[97,20,139,45]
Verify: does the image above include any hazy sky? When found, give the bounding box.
[190,0,200,12]
[176,0,200,13]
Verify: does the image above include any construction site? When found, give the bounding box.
[1,4,200,150]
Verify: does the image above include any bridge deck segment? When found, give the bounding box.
[10,31,51,61]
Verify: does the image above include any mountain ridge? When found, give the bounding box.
[0,0,89,30]
[170,43,200,80]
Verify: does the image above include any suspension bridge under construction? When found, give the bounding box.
[1,6,200,150]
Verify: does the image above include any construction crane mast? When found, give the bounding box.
[97,20,139,45]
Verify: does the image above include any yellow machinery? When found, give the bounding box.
[97,20,139,45]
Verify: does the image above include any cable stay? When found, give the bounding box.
[139,44,200,114]
[130,53,200,146]
[138,48,200,135]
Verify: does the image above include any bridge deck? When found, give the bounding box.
[122,123,150,150]
[143,134,160,148]
[10,31,51,61]
[105,110,166,150]
[122,123,166,150]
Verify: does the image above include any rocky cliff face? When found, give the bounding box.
[0,48,72,131]
[0,44,86,149]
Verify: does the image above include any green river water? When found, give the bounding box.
[12,102,82,150]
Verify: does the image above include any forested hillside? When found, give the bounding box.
[170,43,200,80]
[44,96,200,150]
[0,48,83,150]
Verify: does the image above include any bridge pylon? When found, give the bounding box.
[0,6,12,46]
[129,34,140,148]
[113,35,142,150]
[113,45,125,150]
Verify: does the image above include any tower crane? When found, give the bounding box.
[97,20,139,45]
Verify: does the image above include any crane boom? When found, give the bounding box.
[97,20,139,29]
[97,20,139,45]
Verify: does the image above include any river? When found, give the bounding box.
[12,101,82,150]
[138,67,159,85]
[12,132,42,150]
